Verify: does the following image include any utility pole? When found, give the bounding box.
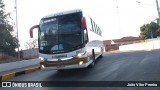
[15,0,20,60]
[156,0,160,25]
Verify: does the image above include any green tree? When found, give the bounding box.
[0,0,17,55]
[139,22,160,39]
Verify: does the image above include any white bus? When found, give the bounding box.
[29,9,104,70]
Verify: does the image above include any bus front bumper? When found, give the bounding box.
[40,57,93,70]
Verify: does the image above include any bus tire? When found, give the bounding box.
[92,49,95,61]
[88,49,95,68]
[99,48,103,58]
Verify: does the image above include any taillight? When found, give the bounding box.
[81,17,87,30]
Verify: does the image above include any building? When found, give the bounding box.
[103,36,145,51]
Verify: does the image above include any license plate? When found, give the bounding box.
[57,64,65,68]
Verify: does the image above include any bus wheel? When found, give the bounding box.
[99,48,103,58]
[92,49,95,61]
[88,49,95,68]
[99,54,103,58]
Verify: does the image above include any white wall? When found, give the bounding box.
[119,38,160,51]
[22,48,39,59]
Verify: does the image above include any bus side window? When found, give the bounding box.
[84,30,88,43]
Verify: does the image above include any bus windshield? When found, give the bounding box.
[39,12,83,54]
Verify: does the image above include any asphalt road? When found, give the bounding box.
[1,50,160,90]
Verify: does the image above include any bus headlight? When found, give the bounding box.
[39,57,46,61]
[79,61,83,65]
[77,51,86,57]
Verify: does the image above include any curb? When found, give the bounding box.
[0,66,41,81]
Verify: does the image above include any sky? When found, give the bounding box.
[4,0,159,49]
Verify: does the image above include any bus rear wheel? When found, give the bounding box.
[99,54,103,58]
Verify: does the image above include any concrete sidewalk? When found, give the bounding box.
[0,59,41,81]
[0,59,40,72]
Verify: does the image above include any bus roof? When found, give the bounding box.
[42,9,82,19]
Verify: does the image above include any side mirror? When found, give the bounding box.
[81,17,87,30]
[29,25,39,38]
